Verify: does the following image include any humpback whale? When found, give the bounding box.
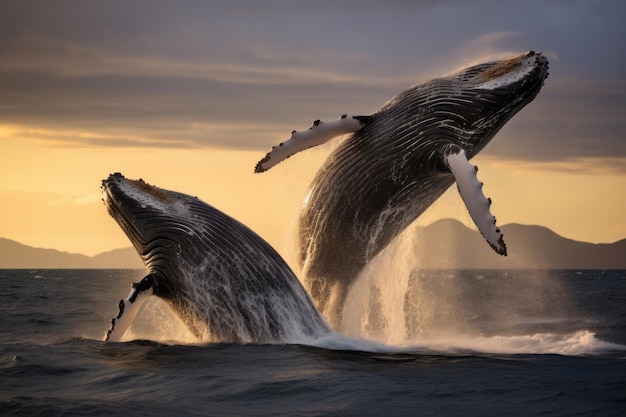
[255,51,549,322]
[102,173,330,343]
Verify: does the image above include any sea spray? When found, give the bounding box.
[121,270,624,356]
[123,297,199,344]
[125,297,621,356]
[338,222,600,353]
[342,223,419,344]
[398,330,626,356]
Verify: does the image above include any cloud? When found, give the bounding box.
[1,122,287,150]
[481,155,626,176]
[0,0,625,175]
[44,193,101,207]
[0,35,380,86]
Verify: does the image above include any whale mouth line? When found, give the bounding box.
[102,175,151,251]
[102,187,186,270]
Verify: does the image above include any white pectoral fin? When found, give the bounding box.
[104,274,155,342]
[254,115,372,173]
[445,149,507,256]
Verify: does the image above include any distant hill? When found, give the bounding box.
[1,220,625,269]
[0,238,143,269]
[412,219,626,269]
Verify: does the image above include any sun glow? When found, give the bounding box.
[1,124,625,257]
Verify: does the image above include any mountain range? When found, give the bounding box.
[0,239,143,269]
[411,219,626,269]
[1,219,625,269]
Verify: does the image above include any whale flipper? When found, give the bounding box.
[255,115,372,173]
[105,274,155,342]
[445,148,507,256]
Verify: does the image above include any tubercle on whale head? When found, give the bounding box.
[477,51,536,82]
[468,50,549,91]
[103,173,171,204]
[133,179,171,203]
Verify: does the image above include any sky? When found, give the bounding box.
[1,0,625,257]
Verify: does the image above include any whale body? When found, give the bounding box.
[102,173,330,343]
[256,52,549,322]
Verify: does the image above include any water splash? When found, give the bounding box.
[122,293,624,356]
[337,223,623,355]
[122,297,199,344]
[342,225,416,345]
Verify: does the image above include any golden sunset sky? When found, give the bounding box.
[1,1,625,256]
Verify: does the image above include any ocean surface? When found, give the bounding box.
[1,269,625,416]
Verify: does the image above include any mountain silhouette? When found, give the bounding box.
[1,220,624,269]
[0,238,142,269]
[412,219,626,269]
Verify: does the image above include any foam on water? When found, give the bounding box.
[125,299,624,355]
[309,330,626,356]
[121,280,626,356]
[418,330,625,355]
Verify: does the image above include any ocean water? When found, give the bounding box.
[1,269,625,416]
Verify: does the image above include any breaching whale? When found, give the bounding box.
[102,173,330,343]
[255,51,549,321]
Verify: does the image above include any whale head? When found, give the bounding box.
[458,50,549,156]
[102,173,208,297]
[378,51,549,159]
